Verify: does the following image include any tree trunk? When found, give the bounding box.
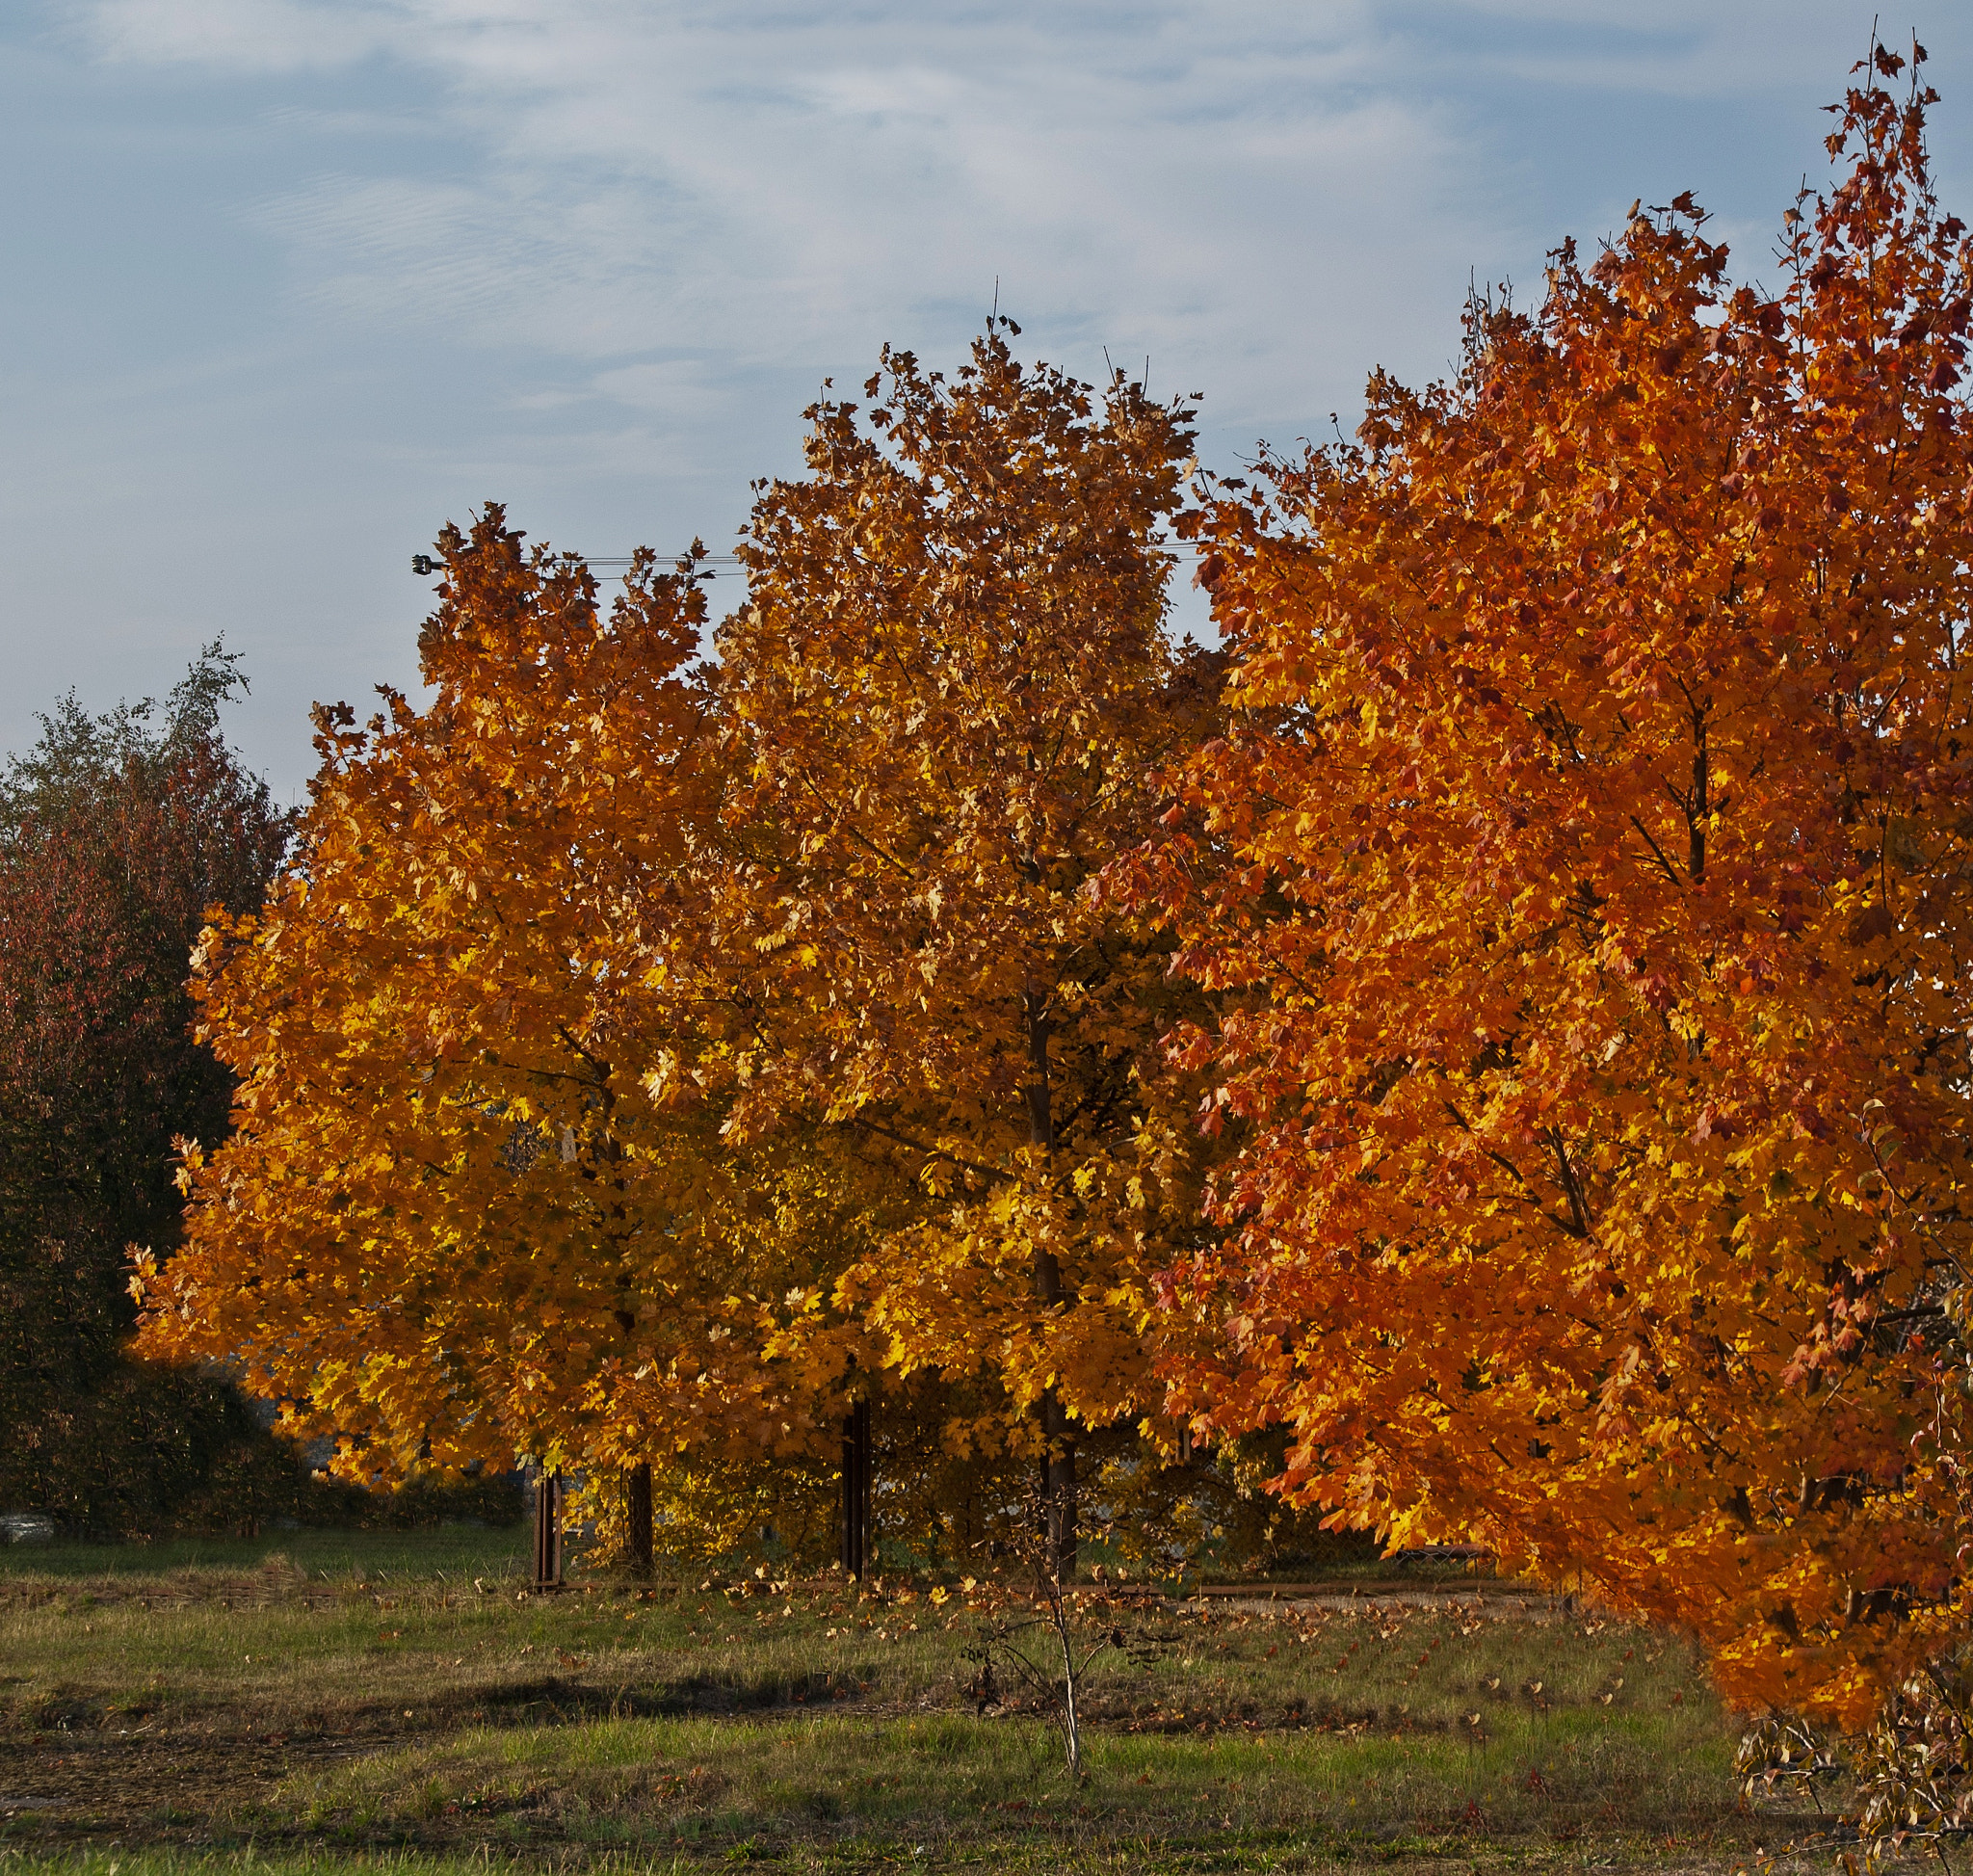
[1025,987,1077,1582]
[1039,1384,1077,1581]
[625,1461,653,1578]
[840,1397,872,1579]
[532,1469,563,1589]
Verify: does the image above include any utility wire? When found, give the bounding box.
[412,542,1216,578]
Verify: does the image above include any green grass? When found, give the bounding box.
[0,1534,1840,1871]
[267,1705,1735,1842]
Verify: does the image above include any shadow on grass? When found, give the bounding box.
[0,1527,529,1587]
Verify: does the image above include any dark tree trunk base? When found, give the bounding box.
[626,1461,653,1577]
[841,1399,872,1579]
[532,1470,563,1589]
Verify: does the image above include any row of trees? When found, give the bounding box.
[136,57,1973,1741]
[137,333,1284,1578]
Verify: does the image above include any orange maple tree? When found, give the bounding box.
[134,514,858,1519]
[1124,54,1973,1720]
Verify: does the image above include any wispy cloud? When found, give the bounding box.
[79,0,1506,433]
[87,0,406,71]
[80,0,1907,452]
[78,0,1909,458]
[1409,0,1896,94]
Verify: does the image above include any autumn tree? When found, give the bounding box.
[712,329,1227,1572]
[1124,53,1973,1722]
[0,650,300,1532]
[138,516,869,1534]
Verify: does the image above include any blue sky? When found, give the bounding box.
[5,1,1969,796]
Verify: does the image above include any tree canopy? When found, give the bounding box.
[713,330,1227,1566]
[1119,58,1973,1725]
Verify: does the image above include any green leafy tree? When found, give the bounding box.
[0,647,302,1533]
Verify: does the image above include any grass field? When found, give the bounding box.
[0,1529,1839,1873]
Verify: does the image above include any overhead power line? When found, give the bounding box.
[409,552,741,577]
[411,542,1217,579]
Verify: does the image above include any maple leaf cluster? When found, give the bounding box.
[136,57,1973,1731]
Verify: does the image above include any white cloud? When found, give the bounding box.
[587,357,723,417]
[87,0,405,70]
[71,0,1932,441]
[82,0,1508,437]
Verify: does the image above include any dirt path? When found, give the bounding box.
[2,1725,376,1839]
